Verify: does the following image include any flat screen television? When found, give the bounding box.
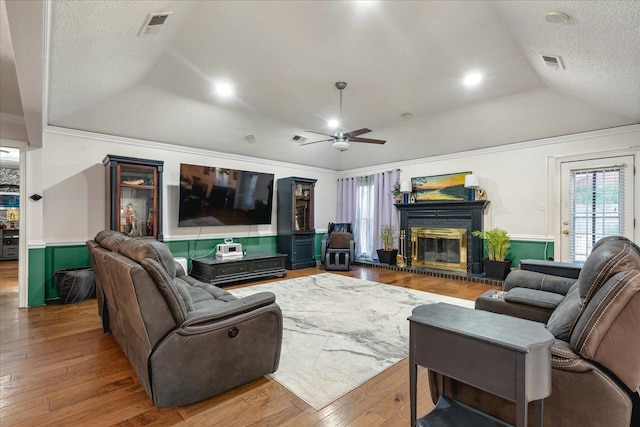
[179,164,274,227]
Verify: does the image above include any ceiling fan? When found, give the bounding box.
[299,82,386,151]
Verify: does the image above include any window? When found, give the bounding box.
[569,166,625,261]
[355,176,374,260]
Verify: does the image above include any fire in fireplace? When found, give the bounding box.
[411,228,467,271]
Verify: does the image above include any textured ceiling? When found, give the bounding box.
[3,1,640,170]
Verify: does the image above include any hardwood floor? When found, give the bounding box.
[0,261,495,426]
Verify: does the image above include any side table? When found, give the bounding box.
[409,303,554,427]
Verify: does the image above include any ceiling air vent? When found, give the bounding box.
[540,54,565,70]
[138,12,172,37]
[290,135,308,143]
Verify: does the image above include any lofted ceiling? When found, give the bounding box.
[2,1,639,170]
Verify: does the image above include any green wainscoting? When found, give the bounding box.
[478,239,554,269]
[510,240,554,266]
[28,247,46,307]
[164,235,282,269]
[29,235,552,306]
[29,234,325,306]
[166,234,325,270]
[43,244,93,301]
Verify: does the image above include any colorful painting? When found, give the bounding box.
[411,171,471,201]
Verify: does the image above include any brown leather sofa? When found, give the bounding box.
[430,236,640,426]
[87,230,283,407]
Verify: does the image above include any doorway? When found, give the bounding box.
[0,145,23,306]
[557,155,635,263]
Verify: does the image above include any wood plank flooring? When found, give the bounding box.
[0,260,495,426]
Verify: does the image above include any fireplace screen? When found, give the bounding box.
[411,228,467,271]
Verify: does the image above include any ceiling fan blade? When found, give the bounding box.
[304,130,335,138]
[350,137,386,144]
[344,128,372,138]
[299,138,334,146]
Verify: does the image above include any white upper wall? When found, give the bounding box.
[340,125,640,242]
[37,130,338,245]
[26,125,639,246]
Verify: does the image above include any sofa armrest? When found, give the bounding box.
[550,340,597,373]
[504,288,565,310]
[182,292,276,327]
[503,269,577,295]
[520,259,582,279]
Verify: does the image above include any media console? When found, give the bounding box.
[190,252,287,286]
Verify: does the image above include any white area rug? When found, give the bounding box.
[230,273,474,410]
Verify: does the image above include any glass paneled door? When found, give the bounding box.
[559,155,634,263]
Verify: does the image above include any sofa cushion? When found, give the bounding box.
[570,270,640,393]
[95,230,129,252]
[142,257,188,323]
[504,288,565,309]
[118,239,177,279]
[577,240,640,301]
[546,283,581,341]
[503,269,576,295]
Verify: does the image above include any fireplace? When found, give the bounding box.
[396,200,489,274]
[412,228,467,271]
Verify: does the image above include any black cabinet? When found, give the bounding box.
[190,253,287,286]
[103,155,164,241]
[277,177,317,269]
[0,229,19,260]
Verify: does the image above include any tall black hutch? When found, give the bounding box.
[276,177,317,269]
[103,155,164,241]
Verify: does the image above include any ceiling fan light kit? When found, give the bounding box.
[300,82,386,151]
[333,140,350,151]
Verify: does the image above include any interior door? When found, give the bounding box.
[559,155,635,262]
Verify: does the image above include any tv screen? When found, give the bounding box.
[179,164,274,227]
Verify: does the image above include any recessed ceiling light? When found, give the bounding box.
[463,72,483,86]
[214,82,234,98]
[545,11,570,24]
[327,119,339,128]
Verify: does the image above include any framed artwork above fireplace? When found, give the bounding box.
[411,171,471,201]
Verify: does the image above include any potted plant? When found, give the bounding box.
[377,224,398,265]
[472,227,512,280]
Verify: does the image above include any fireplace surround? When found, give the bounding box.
[396,200,489,274]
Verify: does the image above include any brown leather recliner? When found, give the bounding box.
[430,236,640,426]
[87,230,283,407]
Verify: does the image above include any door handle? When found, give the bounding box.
[562,221,569,226]
[563,230,570,235]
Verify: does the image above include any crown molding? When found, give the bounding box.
[340,124,640,176]
[45,125,338,174]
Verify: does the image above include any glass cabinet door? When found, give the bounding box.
[104,155,164,240]
[294,181,314,232]
[118,164,157,237]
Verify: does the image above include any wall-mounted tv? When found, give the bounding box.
[179,163,274,227]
